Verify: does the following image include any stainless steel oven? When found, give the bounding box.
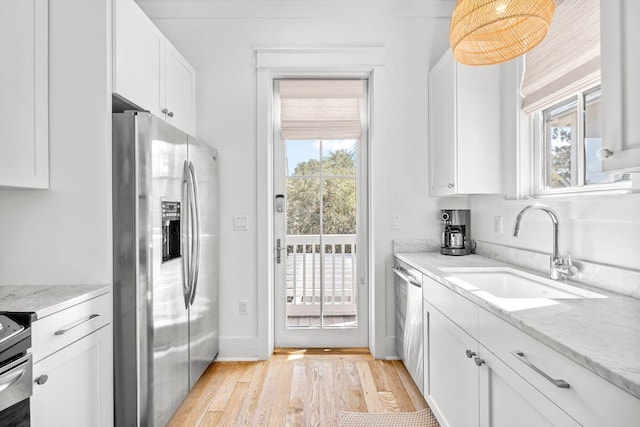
[0,314,32,427]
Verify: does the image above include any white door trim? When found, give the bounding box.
[255,46,386,359]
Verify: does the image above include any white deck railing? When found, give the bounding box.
[285,234,357,317]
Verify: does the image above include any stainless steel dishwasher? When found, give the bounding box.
[393,258,423,393]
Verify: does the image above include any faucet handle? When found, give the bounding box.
[558,252,578,277]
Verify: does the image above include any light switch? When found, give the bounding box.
[392,215,401,230]
[233,215,249,231]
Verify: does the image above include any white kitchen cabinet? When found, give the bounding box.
[478,345,580,427]
[426,302,480,427]
[480,309,640,427]
[30,293,113,427]
[164,42,197,135]
[422,273,580,427]
[31,326,113,427]
[428,49,501,196]
[113,0,196,136]
[0,0,49,188]
[600,0,640,172]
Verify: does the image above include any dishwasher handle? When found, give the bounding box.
[393,266,422,288]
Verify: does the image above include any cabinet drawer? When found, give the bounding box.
[423,274,478,339]
[479,309,640,427]
[32,293,111,363]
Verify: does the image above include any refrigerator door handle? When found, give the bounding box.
[182,160,193,309]
[188,161,201,305]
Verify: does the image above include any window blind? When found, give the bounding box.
[279,80,365,140]
[521,0,600,113]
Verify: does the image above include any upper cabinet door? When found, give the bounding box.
[428,50,501,197]
[113,0,163,118]
[429,51,456,196]
[164,42,196,136]
[601,0,640,172]
[0,0,49,189]
[113,0,197,136]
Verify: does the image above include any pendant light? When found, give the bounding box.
[450,0,556,66]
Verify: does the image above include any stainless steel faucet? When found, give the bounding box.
[513,204,578,280]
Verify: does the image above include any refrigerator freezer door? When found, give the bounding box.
[149,116,190,427]
[187,139,219,387]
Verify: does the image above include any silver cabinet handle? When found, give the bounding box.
[168,111,174,118]
[465,349,476,358]
[447,182,455,189]
[474,357,485,366]
[511,350,570,388]
[54,314,99,335]
[34,375,48,385]
[162,108,169,115]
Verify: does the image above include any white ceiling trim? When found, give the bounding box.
[137,0,456,19]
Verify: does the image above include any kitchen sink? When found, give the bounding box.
[440,267,606,311]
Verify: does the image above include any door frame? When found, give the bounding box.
[255,47,386,359]
[273,80,369,348]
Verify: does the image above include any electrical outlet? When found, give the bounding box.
[239,299,249,315]
[392,215,401,230]
[493,216,503,234]
[233,215,249,231]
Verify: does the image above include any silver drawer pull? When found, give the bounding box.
[34,375,48,385]
[511,350,570,389]
[54,314,100,336]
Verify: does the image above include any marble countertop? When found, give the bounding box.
[395,252,640,400]
[0,285,110,320]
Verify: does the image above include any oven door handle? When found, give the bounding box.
[0,359,28,394]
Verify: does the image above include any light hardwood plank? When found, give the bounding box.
[392,360,429,411]
[216,382,250,426]
[378,359,418,412]
[167,363,226,427]
[378,390,401,413]
[232,361,269,427]
[251,358,285,426]
[286,361,307,426]
[356,360,385,413]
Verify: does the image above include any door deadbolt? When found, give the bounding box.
[275,194,284,212]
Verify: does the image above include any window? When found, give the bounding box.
[534,86,631,195]
[522,0,632,196]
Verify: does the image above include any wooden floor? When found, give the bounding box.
[167,349,428,427]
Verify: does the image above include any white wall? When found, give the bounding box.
[0,0,112,286]
[141,1,452,358]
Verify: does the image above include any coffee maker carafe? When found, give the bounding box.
[440,209,473,256]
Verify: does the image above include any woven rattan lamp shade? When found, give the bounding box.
[450,0,556,66]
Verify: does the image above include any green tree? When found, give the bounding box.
[287,149,356,237]
[550,127,572,187]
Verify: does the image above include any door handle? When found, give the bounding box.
[276,239,290,264]
[276,239,282,264]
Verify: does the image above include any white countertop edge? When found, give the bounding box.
[0,285,111,320]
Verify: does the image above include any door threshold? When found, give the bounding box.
[273,347,370,355]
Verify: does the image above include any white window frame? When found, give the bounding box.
[530,83,633,197]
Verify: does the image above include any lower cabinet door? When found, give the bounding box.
[31,325,113,427]
[428,304,479,427]
[478,346,580,427]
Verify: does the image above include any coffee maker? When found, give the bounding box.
[440,209,473,256]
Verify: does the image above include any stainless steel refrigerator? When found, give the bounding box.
[112,111,219,427]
